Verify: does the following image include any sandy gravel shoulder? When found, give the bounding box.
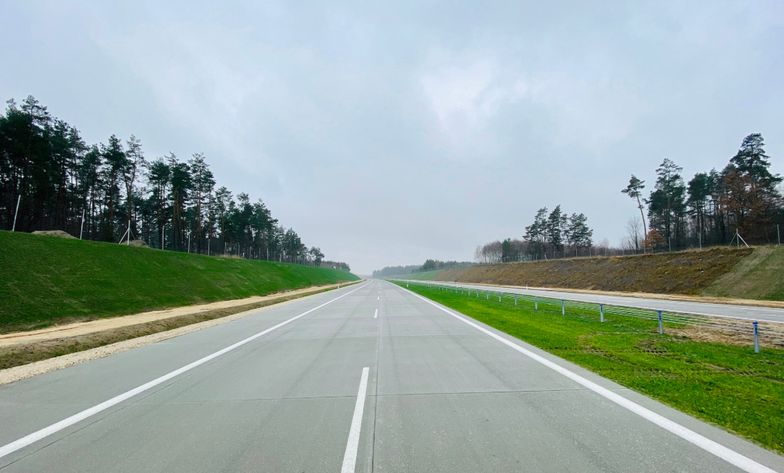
[0,281,360,385]
[0,283,353,347]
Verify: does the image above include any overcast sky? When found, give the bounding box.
[2,1,782,274]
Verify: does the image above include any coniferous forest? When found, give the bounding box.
[0,96,348,271]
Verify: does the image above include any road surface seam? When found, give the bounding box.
[400,283,778,473]
[0,283,367,463]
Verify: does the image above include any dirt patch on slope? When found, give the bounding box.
[435,247,753,295]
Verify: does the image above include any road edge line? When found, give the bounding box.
[399,284,778,473]
[0,283,366,461]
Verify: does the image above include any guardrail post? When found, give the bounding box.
[485,292,489,300]
[657,310,664,334]
[561,300,565,316]
[753,321,760,353]
[498,293,502,302]
[514,295,518,306]
[534,298,538,311]
[599,304,604,323]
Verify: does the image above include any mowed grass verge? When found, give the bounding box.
[398,282,784,454]
[0,231,358,333]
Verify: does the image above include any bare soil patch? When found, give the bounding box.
[436,247,753,295]
[0,281,359,384]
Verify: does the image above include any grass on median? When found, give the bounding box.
[399,283,784,454]
[0,231,358,333]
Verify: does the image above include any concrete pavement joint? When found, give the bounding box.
[399,283,779,473]
[0,283,368,462]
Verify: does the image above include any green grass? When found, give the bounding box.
[0,231,358,332]
[417,247,782,298]
[399,282,784,454]
[705,246,784,301]
[404,269,442,280]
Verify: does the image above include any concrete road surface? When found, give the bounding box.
[0,280,782,472]
[408,280,784,324]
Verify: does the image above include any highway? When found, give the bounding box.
[409,280,784,324]
[0,280,782,472]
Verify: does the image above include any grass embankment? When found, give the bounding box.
[411,247,784,300]
[0,231,358,333]
[0,286,340,371]
[400,282,784,453]
[705,246,784,300]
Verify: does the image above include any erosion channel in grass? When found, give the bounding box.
[397,281,784,454]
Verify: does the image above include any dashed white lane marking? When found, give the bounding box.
[0,284,366,461]
[373,309,378,319]
[340,366,369,473]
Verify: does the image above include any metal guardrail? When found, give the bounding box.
[400,281,784,352]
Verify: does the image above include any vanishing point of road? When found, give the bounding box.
[0,280,782,472]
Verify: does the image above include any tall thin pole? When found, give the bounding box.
[79,209,85,240]
[127,218,131,246]
[778,224,781,246]
[11,195,21,232]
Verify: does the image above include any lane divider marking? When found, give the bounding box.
[341,366,369,473]
[373,309,378,319]
[0,283,367,461]
[400,285,777,473]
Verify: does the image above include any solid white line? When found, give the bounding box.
[373,309,378,319]
[341,366,369,473]
[402,286,777,473]
[0,284,366,461]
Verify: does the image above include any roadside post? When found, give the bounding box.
[11,194,20,232]
[753,321,760,353]
[561,300,565,316]
[514,295,518,306]
[657,310,664,334]
[79,209,86,240]
[599,304,605,323]
[534,297,538,311]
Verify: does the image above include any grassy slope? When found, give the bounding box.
[410,247,784,299]
[402,269,441,280]
[0,231,358,332]
[401,283,784,453]
[704,246,784,300]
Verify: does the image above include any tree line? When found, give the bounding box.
[622,133,783,252]
[371,260,471,278]
[476,205,594,263]
[0,96,350,270]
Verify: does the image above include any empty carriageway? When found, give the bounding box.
[0,280,781,472]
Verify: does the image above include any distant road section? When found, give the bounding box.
[0,281,781,472]
[405,280,784,324]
